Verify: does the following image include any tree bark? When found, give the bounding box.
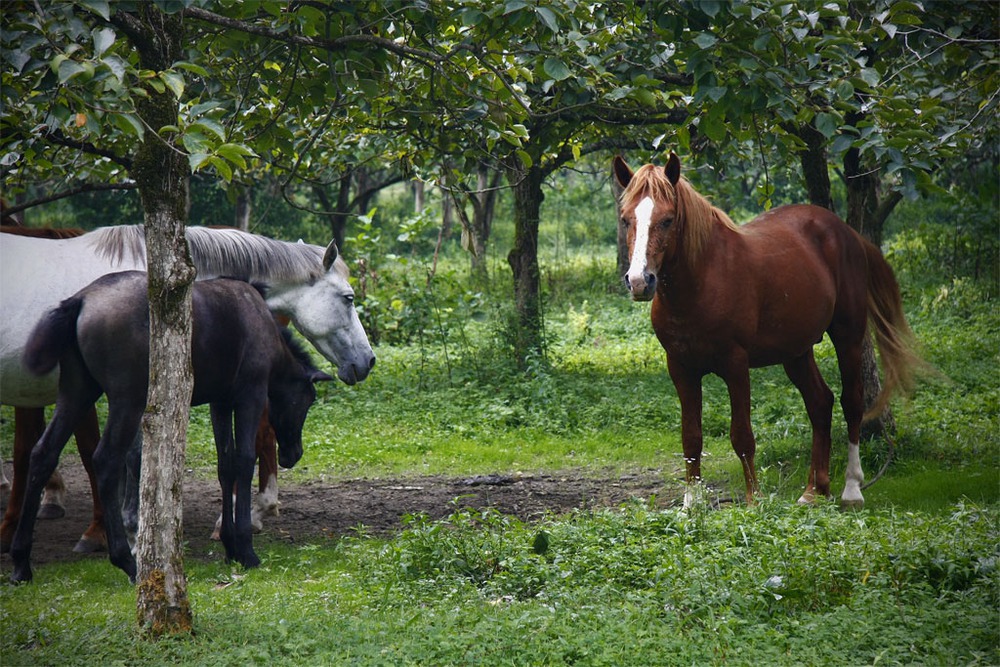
[611,169,628,280]
[504,160,546,364]
[115,5,195,636]
[234,184,251,230]
[844,144,903,437]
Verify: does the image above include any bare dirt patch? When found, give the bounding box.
[1,457,681,571]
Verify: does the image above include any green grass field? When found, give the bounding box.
[1,250,997,666]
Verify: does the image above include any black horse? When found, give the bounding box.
[10,271,331,583]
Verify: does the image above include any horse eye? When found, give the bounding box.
[660,217,674,229]
[344,294,355,304]
[620,217,630,229]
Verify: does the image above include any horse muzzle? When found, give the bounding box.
[278,443,303,469]
[337,354,376,385]
[625,271,656,302]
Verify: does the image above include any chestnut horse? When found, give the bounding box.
[613,153,923,508]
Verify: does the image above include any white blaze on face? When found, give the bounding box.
[626,196,655,290]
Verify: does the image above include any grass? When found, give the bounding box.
[1,247,998,665]
[2,500,997,665]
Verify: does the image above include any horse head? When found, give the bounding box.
[268,330,333,469]
[267,240,376,385]
[613,153,682,301]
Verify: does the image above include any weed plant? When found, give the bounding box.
[1,233,997,665]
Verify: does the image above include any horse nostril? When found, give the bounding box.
[623,275,631,290]
[368,356,376,370]
[645,272,655,288]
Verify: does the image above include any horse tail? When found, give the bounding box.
[23,297,83,376]
[863,240,926,421]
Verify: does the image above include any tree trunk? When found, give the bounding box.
[611,169,628,280]
[796,122,835,212]
[116,5,195,636]
[234,184,251,230]
[504,161,546,364]
[413,180,425,214]
[844,145,903,437]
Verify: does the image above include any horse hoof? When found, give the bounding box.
[73,536,107,553]
[37,503,66,520]
[840,498,865,511]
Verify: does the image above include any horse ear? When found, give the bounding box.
[311,370,335,383]
[322,241,339,271]
[612,155,633,189]
[664,152,681,186]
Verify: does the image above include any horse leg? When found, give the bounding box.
[255,408,279,520]
[721,358,759,505]
[9,401,91,583]
[120,432,142,547]
[668,360,705,508]
[1,408,45,553]
[211,402,261,569]
[38,467,67,520]
[783,352,835,504]
[213,410,274,540]
[832,338,866,509]
[72,406,107,553]
[91,404,142,583]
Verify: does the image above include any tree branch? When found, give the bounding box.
[2,182,138,218]
[182,6,446,64]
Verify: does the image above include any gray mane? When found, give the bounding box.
[88,225,334,282]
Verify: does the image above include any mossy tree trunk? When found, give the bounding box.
[504,159,546,365]
[113,5,195,636]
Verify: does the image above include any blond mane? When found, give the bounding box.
[619,164,738,266]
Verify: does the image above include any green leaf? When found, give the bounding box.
[208,155,233,182]
[461,8,484,26]
[92,27,115,57]
[79,0,111,20]
[57,59,87,83]
[175,61,210,77]
[835,80,855,101]
[111,113,145,140]
[189,152,212,173]
[693,32,717,50]
[630,87,657,107]
[515,150,533,168]
[859,68,880,88]
[216,142,257,169]
[543,57,571,81]
[814,112,839,138]
[532,530,550,555]
[700,113,726,142]
[102,55,127,82]
[504,0,530,14]
[535,7,559,32]
[160,71,185,99]
[189,119,226,141]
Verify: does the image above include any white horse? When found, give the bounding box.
[0,226,375,547]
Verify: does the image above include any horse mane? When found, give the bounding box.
[278,326,320,374]
[88,225,338,282]
[619,164,739,266]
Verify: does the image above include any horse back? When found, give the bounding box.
[664,205,868,368]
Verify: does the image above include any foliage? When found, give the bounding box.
[2,500,997,665]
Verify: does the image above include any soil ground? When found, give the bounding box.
[1,457,685,571]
